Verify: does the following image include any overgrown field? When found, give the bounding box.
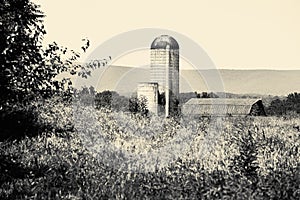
[0,103,299,199]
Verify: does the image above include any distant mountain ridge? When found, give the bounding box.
[74,65,300,96]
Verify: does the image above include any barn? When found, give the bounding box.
[181,98,266,116]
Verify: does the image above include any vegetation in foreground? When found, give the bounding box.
[0,102,299,199]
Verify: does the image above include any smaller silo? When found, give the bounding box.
[137,82,159,115]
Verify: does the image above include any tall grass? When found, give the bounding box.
[0,102,299,199]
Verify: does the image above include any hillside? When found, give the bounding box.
[74,66,300,96]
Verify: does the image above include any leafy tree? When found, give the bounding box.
[129,96,148,116]
[95,90,113,109]
[266,98,286,116]
[95,90,129,111]
[286,92,300,114]
[77,86,96,106]
[137,96,149,116]
[0,0,109,107]
[266,92,300,116]
[128,97,138,113]
[0,0,108,140]
[1,0,46,107]
[196,92,219,98]
[0,0,49,140]
[201,92,209,98]
[111,94,129,112]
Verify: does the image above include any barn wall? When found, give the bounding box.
[249,100,266,116]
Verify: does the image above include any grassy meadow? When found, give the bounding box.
[0,99,299,199]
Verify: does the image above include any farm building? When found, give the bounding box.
[182,98,266,116]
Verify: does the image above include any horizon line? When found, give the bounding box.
[103,64,300,71]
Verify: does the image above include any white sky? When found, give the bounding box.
[34,0,300,70]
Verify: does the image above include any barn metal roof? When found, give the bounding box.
[182,98,263,116]
[184,98,261,105]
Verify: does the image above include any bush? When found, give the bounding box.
[0,104,41,141]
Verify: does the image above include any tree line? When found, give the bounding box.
[266,92,300,116]
[76,87,180,116]
[77,88,300,117]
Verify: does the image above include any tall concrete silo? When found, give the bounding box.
[150,35,179,117]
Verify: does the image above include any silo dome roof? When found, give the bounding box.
[151,35,179,49]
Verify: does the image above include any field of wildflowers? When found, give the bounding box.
[0,101,299,199]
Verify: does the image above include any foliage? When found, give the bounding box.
[0,0,111,140]
[0,102,41,141]
[94,90,129,111]
[0,0,92,106]
[95,90,112,109]
[75,86,96,106]
[196,92,219,98]
[129,96,148,116]
[33,96,74,134]
[0,95,74,141]
[111,94,130,112]
[267,92,300,116]
[230,130,259,184]
[286,92,300,114]
[1,106,299,199]
[178,92,219,107]
[1,0,45,107]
